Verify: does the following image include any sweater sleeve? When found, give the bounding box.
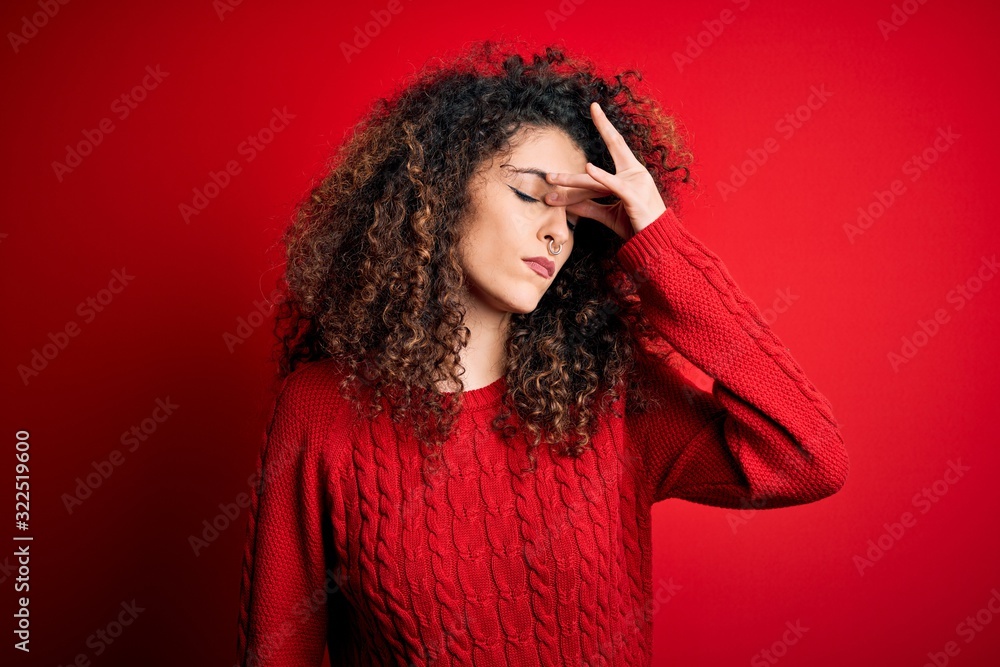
[237,374,332,666]
[616,207,849,508]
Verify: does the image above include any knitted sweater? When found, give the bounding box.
[235,207,849,666]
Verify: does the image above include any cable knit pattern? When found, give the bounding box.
[236,207,850,666]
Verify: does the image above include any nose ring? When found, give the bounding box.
[548,238,562,255]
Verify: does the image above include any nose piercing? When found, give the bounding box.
[548,238,562,255]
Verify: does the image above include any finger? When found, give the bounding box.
[566,199,632,240]
[543,185,608,208]
[589,102,643,171]
[565,198,611,226]
[584,161,627,197]
[545,170,611,193]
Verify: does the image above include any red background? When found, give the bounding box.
[2,0,999,665]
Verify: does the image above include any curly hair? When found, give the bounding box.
[269,37,696,475]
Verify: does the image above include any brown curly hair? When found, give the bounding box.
[269,37,696,474]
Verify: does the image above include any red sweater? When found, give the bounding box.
[236,207,849,666]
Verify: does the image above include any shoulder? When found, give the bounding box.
[272,358,357,428]
[264,359,361,477]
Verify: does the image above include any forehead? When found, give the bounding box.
[496,125,588,178]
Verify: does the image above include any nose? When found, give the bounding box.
[540,206,573,251]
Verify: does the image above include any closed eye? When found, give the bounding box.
[508,185,577,232]
[511,187,537,203]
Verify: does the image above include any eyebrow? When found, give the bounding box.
[502,163,581,224]
[501,164,552,185]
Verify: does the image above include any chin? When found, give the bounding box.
[497,291,542,315]
[470,279,544,315]
[500,299,538,315]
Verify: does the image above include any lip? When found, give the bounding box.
[522,256,555,279]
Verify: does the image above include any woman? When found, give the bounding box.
[236,39,849,667]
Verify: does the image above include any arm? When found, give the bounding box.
[618,207,849,508]
[237,374,332,666]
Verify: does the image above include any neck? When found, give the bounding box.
[437,291,510,392]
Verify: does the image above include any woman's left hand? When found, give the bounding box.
[543,101,667,242]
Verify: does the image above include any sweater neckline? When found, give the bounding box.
[441,374,506,411]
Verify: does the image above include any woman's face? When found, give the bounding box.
[458,124,588,316]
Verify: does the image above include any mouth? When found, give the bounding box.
[522,256,555,279]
